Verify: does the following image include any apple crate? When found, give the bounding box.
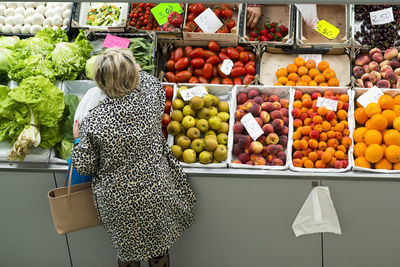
[182,4,242,47]
[228,85,292,170]
[353,88,400,174]
[296,4,351,49]
[239,4,294,47]
[288,86,355,173]
[258,48,351,87]
[166,83,234,168]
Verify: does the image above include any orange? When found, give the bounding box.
[384,129,400,146]
[385,145,400,163]
[296,81,308,86]
[273,82,283,86]
[305,59,316,69]
[393,117,400,131]
[287,63,298,73]
[294,57,306,67]
[318,61,330,72]
[378,94,395,110]
[394,162,400,170]
[375,158,393,170]
[365,144,384,163]
[288,73,299,82]
[277,76,288,85]
[314,74,326,84]
[364,129,382,145]
[300,75,312,84]
[393,105,400,116]
[309,80,318,86]
[308,68,319,78]
[369,114,388,131]
[354,142,367,157]
[275,68,288,78]
[328,78,340,87]
[337,110,347,121]
[354,127,368,143]
[286,80,296,86]
[297,66,309,76]
[382,110,396,127]
[394,95,400,105]
[354,156,371,168]
[319,82,329,87]
[354,107,368,124]
[323,68,336,80]
[365,102,382,117]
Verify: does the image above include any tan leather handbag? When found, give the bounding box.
[48,164,102,234]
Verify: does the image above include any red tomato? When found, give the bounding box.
[165,72,177,83]
[206,55,220,65]
[248,52,256,61]
[188,4,195,13]
[186,21,198,32]
[203,50,216,59]
[245,61,256,68]
[212,65,218,77]
[208,41,220,53]
[186,12,196,22]
[226,47,239,60]
[193,68,203,76]
[234,61,244,68]
[222,78,233,85]
[220,48,227,53]
[165,85,173,100]
[188,76,200,83]
[162,113,171,128]
[216,25,229,33]
[245,64,256,75]
[169,51,174,60]
[173,48,183,62]
[164,100,172,113]
[189,47,204,58]
[184,46,193,57]
[203,63,213,79]
[218,52,230,62]
[217,63,228,78]
[233,77,242,85]
[236,46,245,52]
[212,8,221,17]
[174,57,189,71]
[239,51,249,64]
[175,71,192,82]
[198,76,208,84]
[211,77,221,84]
[191,58,205,68]
[166,60,175,72]
[192,3,206,15]
[187,66,194,75]
[230,67,246,77]
[243,74,254,84]
[220,8,233,18]
[224,18,236,30]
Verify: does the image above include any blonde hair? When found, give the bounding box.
[93,48,140,98]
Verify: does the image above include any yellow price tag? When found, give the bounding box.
[315,20,340,40]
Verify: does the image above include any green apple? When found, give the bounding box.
[182,105,196,117]
[182,149,196,163]
[174,133,185,143]
[217,112,230,122]
[214,144,228,161]
[212,95,220,107]
[177,135,191,149]
[218,101,229,112]
[204,137,218,152]
[176,86,188,99]
[191,138,204,153]
[170,145,182,159]
[196,107,210,120]
[217,133,228,145]
[196,119,209,133]
[172,99,184,110]
[166,121,181,136]
[202,94,213,107]
[208,106,218,116]
[171,110,184,122]
[205,134,217,141]
[181,116,196,129]
[208,116,222,131]
[213,159,221,163]
[205,130,217,137]
[190,96,204,110]
[199,151,213,164]
[218,122,229,134]
[186,127,201,140]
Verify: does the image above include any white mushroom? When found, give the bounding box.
[53,7,63,18]
[44,8,55,18]
[35,5,46,16]
[6,2,17,9]
[14,7,25,16]
[12,24,22,33]
[0,16,5,24]
[52,15,63,26]
[24,7,34,17]
[63,18,70,27]
[21,24,31,34]
[0,5,6,16]
[30,24,42,34]
[24,2,36,9]
[12,14,25,25]
[62,9,71,19]
[2,24,13,33]
[31,14,44,25]
[4,8,15,18]
[24,16,31,25]
[43,17,52,27]
[5,16,14,26]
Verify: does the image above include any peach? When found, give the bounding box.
[271,110,283,120]
[269,94,280,102]
[238,152,250,163]
[237,92,248,104]
[280,99,289,108]
[299,113,308,122]
[277,151,286,163]
[254,156,266,165]
[257,135,267,145]
[386,72,398,84]
[248,89,259,99]
[248,103,261,116]
[232,143,243,157]
[253,96,263,105]
[365,81,373,88]
[377,79,391,88]
[291,108,301,118]
[293,158,303,167]
[262,124,274,135]
[369,47,382,56]
[334,160,343,169]
[245,161,254,165]
[271,158,284,166]
[311,91,322,100]
[309,139,319,149]
[261,102,274,112]
[388,60,400,69]
[266,133,279,144]
[234,134,243,143]
[394,68,400,76]
[342,102,349,111]
[372,52,384,63]
[266,155,275,163]
[243,100,254,111]
[250,141,263,154]
[232,160,242,164]
[272,119,284,131]
[341,159,349,168]
[283,117,289,126]
[298,139,308,150]
[368,61,380,72]
[310,130,320,139]
[260,94,268,102]
[238,135,251,148]
[384,48,398,60]
[302,98,312,108]
[237,104,245,110]
[293,119,303,128]
[234,109,245,120]
[259,111,271,124]
[369,71,381,84]
[278,126,288,136]
[380,59,389,67]
[397,79,400,89]
[361,73,370,82]
[353,66,365,78]
[279,135,288,148]
[363,64,371,74]
[280,108,288,117]
[273,102,281,110]
[355,79,364,88]
[355,54,371,66]
[255,117,263,127]
[233,121,244,133]
[381,65,393,76]
[294,90,303,100]
[266,144,279,155]
[250,153,258,162]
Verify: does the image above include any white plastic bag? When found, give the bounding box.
[292,186,341,237]
[74,87,106,124]
[295,4,319,29]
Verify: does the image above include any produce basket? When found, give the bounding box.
[288,86,355,172]
[228,85,292,170]
[352,88,400,173]
[296,4,351,49]
[258,47,351,87]
[182,4,242,47]
[239,4,294,47]
[0,2,76,37]
[166,83,234,168]
[74,2,128,32]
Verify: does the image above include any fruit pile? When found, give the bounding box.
[166,86,230,164]
[161,84,174,139]
[353,94,400,170]
[247,21,288,42]
[185,4,236,33]
[354,47,400,88]
[165,41,256,85]
[231,89,288,166]
[275,57,340,87]
[291,89,351,169]
[354,5,400,49]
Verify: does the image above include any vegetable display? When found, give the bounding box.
[87,3,120,27]
[129,3,160,31]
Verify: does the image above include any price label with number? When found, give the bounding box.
[299,54,322,65]
[102,34,131,48]
[315,20,340,40]
[151,3,183,26]
[370,7,394,25]
[194,8,223,33]
[241,113,264,141]
[357,86,384,108]
[181,86,208,101]
[220,59,234,75]
[316,97,338,111]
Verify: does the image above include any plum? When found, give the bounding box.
[365,81,373,88]
[356,79,364,88]
[369,71,381,84]
[377,79,391,88]
[386,72,398,84]
[384,48,398,60]
[368,61,380,72]
[369,47,382,56]
[355,54,371,66]
[372,53,384,63]
[388,60,400,69]
[353,66,364,78]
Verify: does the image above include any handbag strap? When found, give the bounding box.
[65,163,74,209]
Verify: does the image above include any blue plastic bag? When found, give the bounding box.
[66,157,92,186]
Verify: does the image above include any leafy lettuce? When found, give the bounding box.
[10,55,55,82]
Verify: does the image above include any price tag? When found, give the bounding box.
[357,86,384,108]
[241,113,264,141]
[180,86,208,101]
[315,20,340,40]
[151,3,183,26]
[370,7,394,25]
[194,8,223,33]
[298,54,322,65]
[220,59,234,75]
[102,34,130,48]
[316,97,338,111]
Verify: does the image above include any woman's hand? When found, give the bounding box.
[73,120,80,139]
[246,6,262,29]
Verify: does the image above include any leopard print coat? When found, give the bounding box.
[72,71,196,261]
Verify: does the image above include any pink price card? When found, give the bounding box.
[102,34,131,48]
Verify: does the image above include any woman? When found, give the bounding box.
[72,48,196,267]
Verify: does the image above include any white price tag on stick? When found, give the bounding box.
[357,86,384,108]
[180,86,208,101]
[299,54,322,64]
[194,8,223,33]
[370,7,394,25]
[241,113,264,141]
[316,97,338,111]
[220,59,234,75]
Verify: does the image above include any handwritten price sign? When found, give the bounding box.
[357,86,384,108]
[370,7,394,25]
[316,97,338,111]
[241,113,264,141]
[102,34,130,48]
[181,86,208,101]
[220,59,234,75]
[194,8,223,33]
[298,54,322,65]
[315,20,340,40]
[151,3,183,26]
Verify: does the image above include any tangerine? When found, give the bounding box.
[319,82,329,87]
[378,94,395,110]
[308,68,319,78]
[286,80,296,86]
[365,102,382,117]
[318,61,330,72]
[305,59,316,69]
[393,105,400,116]
[277,76,288,85]
[300,75,312,84]
[275,68,288,78]
[364,129,382,145]
[294,57,306,67]
[287,63,298,73]
[288,73,299,82]
[323,68,336,80]
[354,107,369,124]
[314,74,326,84]
[393,117,400,131]
[296,81,308,86]
[298,66,309,76]
[365,144,384,163]
[354,156,371,168]
[328,78,340,87]
[394,162,400,170]
[274,82,283,86]
[309,80,318,86]
[394,95,400,105]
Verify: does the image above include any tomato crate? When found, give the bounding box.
[296,4,352,50]
[239,4,295,47]
[182,3,242,47]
